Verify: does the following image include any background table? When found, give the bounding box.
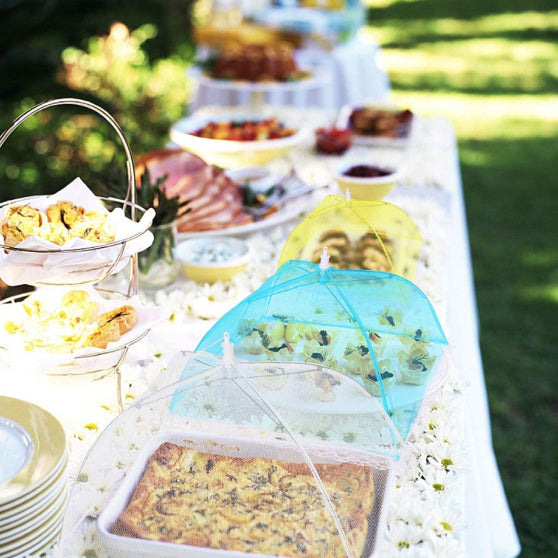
[190,34,391,112]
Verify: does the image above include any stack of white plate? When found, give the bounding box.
[0,396,68,557]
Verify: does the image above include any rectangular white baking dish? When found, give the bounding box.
[97,430,392,558]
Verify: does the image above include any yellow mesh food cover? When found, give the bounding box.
[278,194,423,280]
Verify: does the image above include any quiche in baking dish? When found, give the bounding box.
[111,442,375,557]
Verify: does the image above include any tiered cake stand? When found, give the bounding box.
[0,98,153,412]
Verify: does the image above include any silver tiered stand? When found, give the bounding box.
[0,98,152,412]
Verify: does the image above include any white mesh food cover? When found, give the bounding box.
[57,344,400,558]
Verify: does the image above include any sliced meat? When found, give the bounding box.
[135,148,254,232]
[135,148,207,186]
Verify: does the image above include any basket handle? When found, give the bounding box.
[0,97,137,219]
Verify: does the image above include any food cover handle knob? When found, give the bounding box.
[319,246,330,270]
[222,332,235,371]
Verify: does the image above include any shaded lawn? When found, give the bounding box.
[365,0,558,554]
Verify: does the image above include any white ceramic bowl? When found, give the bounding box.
[170,114,308,169]
[333,163,400,200]
[175,236,252,283]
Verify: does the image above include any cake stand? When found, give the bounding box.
[0,98,153,412]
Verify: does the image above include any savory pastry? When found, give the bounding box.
[62,289,100,323]
[397,343,436,385]
[285,321,301,343]
[301,344,338,371]
[83,304,137,349]
[111,443,374,558]
[260,320,286,347]
[1,221,27,247]
[252,364,288,391]
[300,368,342,401]
[241,328,266,355]
[343,342,371,376]
[360,359,396,397]
[284,322,319,343]
[400,327,431,348]
[82,320,121,350]
[377,307,403,328]
[37,221,71,245]
[4,204,44,230]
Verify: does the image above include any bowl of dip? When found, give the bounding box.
[175,236,252,284]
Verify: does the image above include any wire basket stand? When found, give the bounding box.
[0,98,153,412]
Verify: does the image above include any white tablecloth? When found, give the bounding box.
[190,34,391,112]
[1,108,520,557]
[444,147,521,558]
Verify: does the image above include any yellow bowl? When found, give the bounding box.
[175,236,252,284]
[169,114,308,169]
[334,163,400,200]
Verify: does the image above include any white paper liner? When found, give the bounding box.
[0,178,155,286]
[0,285,171,375]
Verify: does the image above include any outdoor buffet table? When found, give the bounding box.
[0,107,520,558]
[190,34,391,112]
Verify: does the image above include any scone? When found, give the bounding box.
[46,200,85,229]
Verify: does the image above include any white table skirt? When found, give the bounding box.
[446,149,521,558]
[190,34,391,113]
[1,108,520,558]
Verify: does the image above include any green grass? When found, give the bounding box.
[364,2,558,555]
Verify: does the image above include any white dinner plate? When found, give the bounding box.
[0,486,67,543]
[0,451,68,516]
[0,397,67,507]
[0,417,34,485]
[0,491,66,555]
[0,463,67,526]
[13,527,63,558]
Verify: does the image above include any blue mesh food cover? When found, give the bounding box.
[194,259,449,439]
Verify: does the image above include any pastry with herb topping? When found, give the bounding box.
[360,359,396,396]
